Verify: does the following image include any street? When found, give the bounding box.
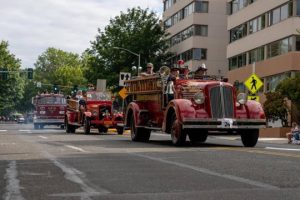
[1,124,300,200]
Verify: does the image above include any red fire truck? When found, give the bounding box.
[65,91,124,135]
[33,93,66,129]
[123,67,266,147]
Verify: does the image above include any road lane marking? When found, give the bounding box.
[65,145,89,153]
[3,161,25,200]
[265,147,300,152]
[43,152,110,198]
[0,130,7,132]
[38,136,48,139]
[221,147,300,158]
[132,153,278,190]
[19,130,31,132]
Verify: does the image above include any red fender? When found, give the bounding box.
[245,100,266,119]
[125,102,141,127]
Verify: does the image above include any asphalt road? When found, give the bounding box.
[1,123,300,200]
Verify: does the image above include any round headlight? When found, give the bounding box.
[237,93,248,105]
[194,92,205,104]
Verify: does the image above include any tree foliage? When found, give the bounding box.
[86,7,172,88]
[276,74,300,123]
[34,48,87,94]
[264,91,288,126]
[0,41,24,116]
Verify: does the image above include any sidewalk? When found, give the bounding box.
[214,136,288,144]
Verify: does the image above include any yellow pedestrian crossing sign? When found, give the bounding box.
[248,95,260,102]
[244,73,263,94]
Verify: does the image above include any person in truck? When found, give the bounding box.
[140,63,155,76]
[194,63,207,79]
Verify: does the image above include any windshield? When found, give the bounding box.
[38,96,66,105]
[86,92,111,101]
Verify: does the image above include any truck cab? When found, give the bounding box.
[33,93,66,129]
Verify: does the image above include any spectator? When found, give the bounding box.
[286,122,300,144]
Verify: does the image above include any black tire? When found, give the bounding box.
[98,126,108,133]
[65,119,72,133]
[188,130,208,144]
[34,124,39,129]
[240,129,259,147]
[130,115,151,142]
[84,117,91,134]
[117,127,124,135]
[170,113,186,146]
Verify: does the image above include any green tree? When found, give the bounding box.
[264,91,288,127]
[86,7,172,88]
[0,41,25,116]
[276,74,300,123]
[34,48,86,94]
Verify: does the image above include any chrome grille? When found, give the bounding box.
[210,86,234,118]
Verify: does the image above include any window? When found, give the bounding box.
[193,48,207,60]
[265,72,291,92]
[229,0,256,14]
[195,25,208,36]
[296,36,300,51]
[230,23,247,42]
[268,2,293,26]
[249,47,264,64]
[195,1,208,13]
[229,53,246,70]
[297,0,300,15]
[249,15,265,34]
[267,37,292,58]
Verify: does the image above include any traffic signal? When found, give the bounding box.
[0,68,8,80]
[53,84,59,94]
[27,68,33,79]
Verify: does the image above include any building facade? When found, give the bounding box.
[162,0,228,77]
[227,0,300,101]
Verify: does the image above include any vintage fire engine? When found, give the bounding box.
[33,93,66,129]
[123,67,266,147]
[65,91,124,135]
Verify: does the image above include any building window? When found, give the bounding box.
[268,2,293,26]
[229,53,246,70]
[249,47,264,64]
[164,0,177,11]
[297,0,300,15]
[267,37,292,58]
[195,1,209,13]
[169,25,208,47]
[296,36,300,51]
[249,15,265,34]
[164,1,209,30]
[193,48,207,60]
[265,72,291,92]
[230,23,247,42]
[229,0,256,15]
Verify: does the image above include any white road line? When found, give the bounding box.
[38,136,48,139]
[265,147,300,152]
[3,161,25,200]
[132,153,279,190]
[0,130,7,132]
[19,130,30,132]
[43,152,109,199]
[65,145,89,153]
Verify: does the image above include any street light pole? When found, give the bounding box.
[113,46,141,76]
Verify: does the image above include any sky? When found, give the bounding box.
[0,0,163,68]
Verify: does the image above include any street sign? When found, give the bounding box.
[119,72,131,86]
[118,87,128,99]
[244,73,263,94]
[36,82,42,87]
[248,95,260,102]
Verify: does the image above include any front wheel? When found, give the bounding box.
[170,113,186,146]
[188,130,208,144]
[84,117,91,134]
[98,126,108,134]
[117,127,124,135]
[240,129,259,147]
[130,115,151,142]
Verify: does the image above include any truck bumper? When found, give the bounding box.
[34,119,64,125]
[182,118,266,129]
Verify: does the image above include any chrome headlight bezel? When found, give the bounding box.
[237,93,248,105]
[194,91,205,105]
